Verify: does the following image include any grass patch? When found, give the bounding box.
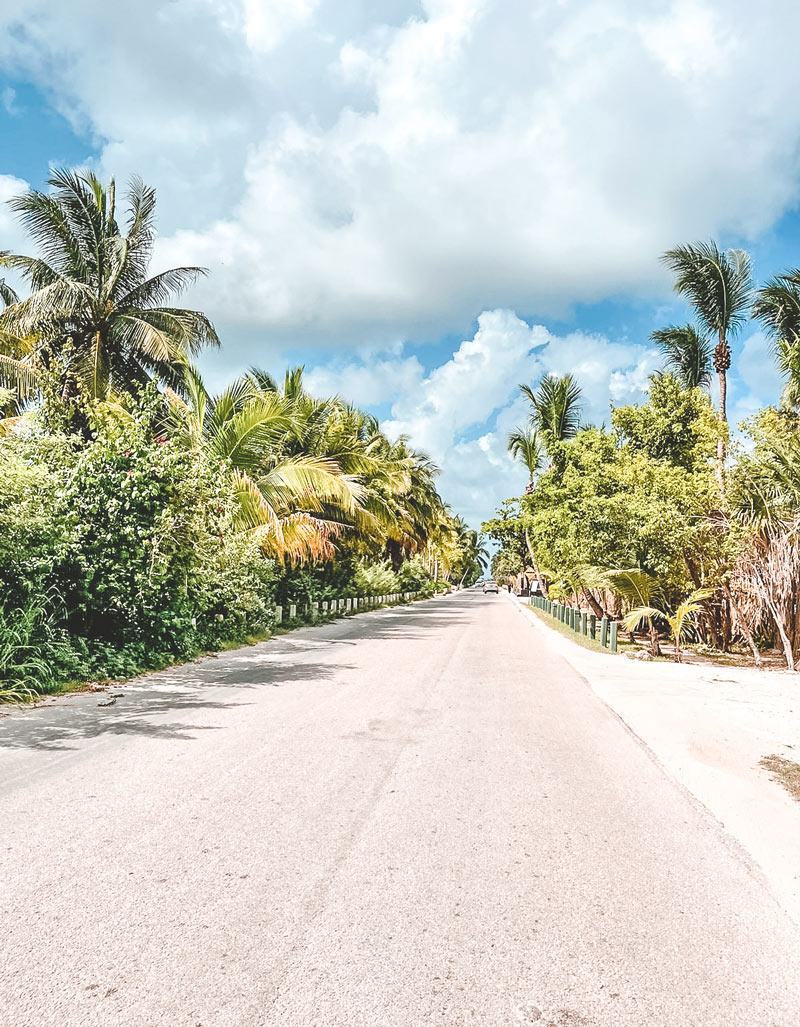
[525,605,625,656]
[760,754,800,804]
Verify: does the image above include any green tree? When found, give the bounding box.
[520,373,583,449]
[612,373,719,472]
[0,169,218,406]
[507,425,544,489]
[662,240,752,473]
[752,272,800,408]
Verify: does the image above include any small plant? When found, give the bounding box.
[622,587,713,662]
[0,601,58,702]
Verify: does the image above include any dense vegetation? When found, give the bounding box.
[486,242,800,668]
[0,170,486,701]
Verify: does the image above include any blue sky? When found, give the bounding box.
[1,1,797,527]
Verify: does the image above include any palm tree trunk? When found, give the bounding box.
[524,528,543,587]
[582,588,606,620]
[715,328,729,484]
[649,622,662,658]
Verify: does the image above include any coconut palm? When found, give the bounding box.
[622,587,713,662]
[752,272,800,407]
[602,568,664,657]
[166,367,366,562]
[651,324,713,391]
[662,241,752,472]
[0,169,218,406]
[507,425,544,490]
[519,373,583,448]
[252,365,446,560]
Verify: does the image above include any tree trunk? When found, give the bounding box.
[649,622,662,658]
[762,586,795,671]
[524,528,542,587]
[582,588,606,620]
[723,582,762,666]
[684,553,720,648]
[715,328,729,485]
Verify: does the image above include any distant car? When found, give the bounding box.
[482,580,499,593]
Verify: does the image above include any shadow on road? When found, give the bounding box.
[0,594,486,754]
[0,659,347,752]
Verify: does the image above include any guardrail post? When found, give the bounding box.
[274,605,282,625]
[311,602,319,621]
[600,616,608,648]
[589,613,596,639]
[609,620,618,652]
[289,603,296,620]
[581,611,588,635]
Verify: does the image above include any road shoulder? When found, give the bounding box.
[507,591,800,925]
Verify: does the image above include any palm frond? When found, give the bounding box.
[651,324,713,390]
[662,240,752,337]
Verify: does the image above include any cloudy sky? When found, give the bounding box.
[1,0,797,527]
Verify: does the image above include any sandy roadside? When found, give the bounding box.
[508,591,800,926]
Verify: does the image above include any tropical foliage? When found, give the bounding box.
[487,239,800,668]
[0,170,484,701]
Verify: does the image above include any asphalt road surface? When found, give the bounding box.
[2,591,800,1027]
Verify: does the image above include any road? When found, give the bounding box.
[2,591,800,1027]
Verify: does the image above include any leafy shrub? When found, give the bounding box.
[353,558,398,596]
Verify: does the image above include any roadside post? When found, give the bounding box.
[609,621,618,652]
[600,616,608,648]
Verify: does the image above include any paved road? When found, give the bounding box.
[2,592,800,1027]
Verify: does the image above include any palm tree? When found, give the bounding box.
[662,241,752,472]
[254,365,447,563]
[0,169,218,406]
[507,425,544,490]
[752,272,800,407]
[166,367,367,562]
[519,373,583,448]
[651,324,713,390]
[603,568,664,657]
[622,587,713,662]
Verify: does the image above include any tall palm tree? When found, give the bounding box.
[0,169,218,405]
[651,324,713,390]
[507,425,544,490]
[752,271,800,408]
[662,241,752,471]
[519,373,583,448]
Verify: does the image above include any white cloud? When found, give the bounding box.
[3,0,800,347]
[304,353,424,407]
[1,86,18,116]
[0,174,34,293]
[730,330,784,425]
[331,309,658,527]
[0,1,793,525]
